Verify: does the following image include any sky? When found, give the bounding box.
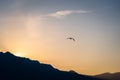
[0,0,120,75]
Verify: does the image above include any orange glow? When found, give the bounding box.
[14,52,26,57]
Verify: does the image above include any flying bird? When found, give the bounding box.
[67,37,75,41]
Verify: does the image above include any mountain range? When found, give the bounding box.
[95,72,120,80]
[0,51,106,80]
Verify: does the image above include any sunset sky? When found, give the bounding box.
[0,0,120,75]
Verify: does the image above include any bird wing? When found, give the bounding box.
[72,38,75,41]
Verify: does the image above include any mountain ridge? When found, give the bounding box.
[95,72,120,80]
[0,51,103,80]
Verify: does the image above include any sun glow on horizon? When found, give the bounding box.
[14,52,26,57]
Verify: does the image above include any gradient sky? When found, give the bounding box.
[0,0,120,75]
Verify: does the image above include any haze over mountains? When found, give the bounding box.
[95,72,120,80]
[0,51,103,80]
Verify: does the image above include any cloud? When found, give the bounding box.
[47,10,91,19]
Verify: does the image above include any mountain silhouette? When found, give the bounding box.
[95,72,120,80]
[0,51,103,80]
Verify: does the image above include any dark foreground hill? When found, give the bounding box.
[0,51,102,80]
[95,72,120,80]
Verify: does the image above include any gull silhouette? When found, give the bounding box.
[67,37,75,41]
